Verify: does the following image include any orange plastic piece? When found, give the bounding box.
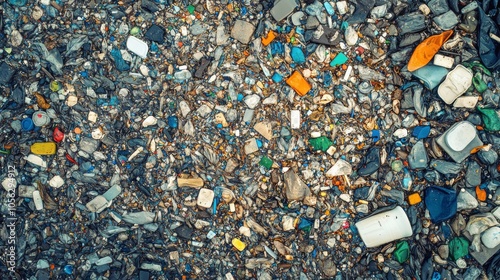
[262,30,276,47]
[476,186,487,201]
[286,71,311,96]
[407,30,453,72]
[74,127,82,134]
[408,193,422,205]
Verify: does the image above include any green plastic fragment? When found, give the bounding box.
[449,237,469,261]
[50,81,61,92]
[259,156,273,169]
[187,5,195,14]
[309,136,333,152]
[130,26,141,35]
[393,241,410,263]
[477,106,500,131]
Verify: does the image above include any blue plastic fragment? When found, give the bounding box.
[324,2,335,15]
[330,52,348,66]
[412,126,431,139]
[371,130,380,142]
[272,72,283,83]
[291,47,306,64]
[425,186,457,223]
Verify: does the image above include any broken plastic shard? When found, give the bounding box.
[122,212,155,225]
[283,169,311,201]
[326,159,352,177]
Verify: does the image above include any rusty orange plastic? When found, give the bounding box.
[407,30,453,72]
[262,30,276,46]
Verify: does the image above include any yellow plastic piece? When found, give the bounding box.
[286,71,311,96]
[232,238,246,251]
[408,193,422,205]
[30,142,57,155]
[262,30,276,46]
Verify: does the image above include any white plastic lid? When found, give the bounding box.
[445,121,476,151]
[32,111,50,127]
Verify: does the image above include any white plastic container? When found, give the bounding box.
[355,206,413,247]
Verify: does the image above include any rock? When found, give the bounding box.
[231,20,255,44]
[145,24,166,43]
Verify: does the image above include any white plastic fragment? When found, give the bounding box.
[453,96,479,108]
[290,110,301,129]
[126,36,148,58]
[2,177,16,192]
[88,111,98,122]
[86,195,109,213]
[326,159,353,177]
[32,190,44,210]
[433,54,454,68]
[66,95,78,107]
[197,188,215,208]
[49,176,64,188]
[336,1,348,15]
[26,154,47,168]
[244,138,259,155]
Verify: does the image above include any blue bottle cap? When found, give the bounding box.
[21,118,35,131]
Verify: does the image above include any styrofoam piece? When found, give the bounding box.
[355,206,413,247]
[197,188,215,208]
[445,121,476,151]
[290,110,301,129]
[438,65,473,104]
[433,54,454,68]
[33,190,44,210]
[127,36,148,58]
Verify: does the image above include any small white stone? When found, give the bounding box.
[142,116,157,127]
[49,175,64,188]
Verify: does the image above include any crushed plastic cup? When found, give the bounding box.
[438,65,473,104]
